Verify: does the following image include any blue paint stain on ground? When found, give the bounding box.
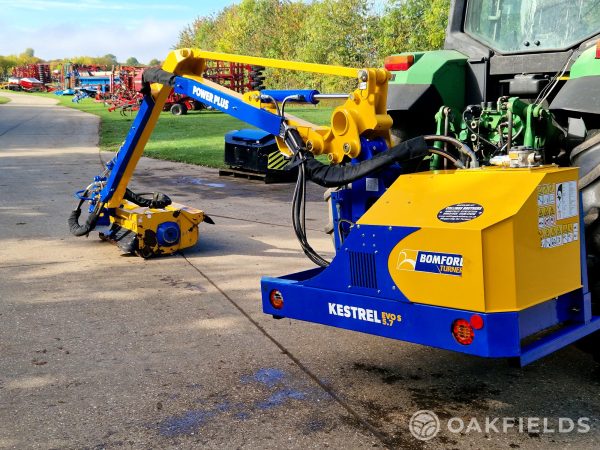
[158,368,328,436]
[159,409,217,437]
[235,411,251,421]
[256,388,308,410]
[242,368,286,388]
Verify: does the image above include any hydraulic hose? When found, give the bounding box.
[428,148,464,169]
[423,135,479,167]
[68,198,103,237]
[303,137,429,187]
[293,137,464,266]
[124,188,172,209]
[302,136,473,188]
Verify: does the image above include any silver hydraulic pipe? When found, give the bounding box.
[312,94,351,100]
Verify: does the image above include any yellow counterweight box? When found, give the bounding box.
[359,166,582,313]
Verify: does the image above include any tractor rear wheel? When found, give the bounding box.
[170,103,187,116]
[573,130,600,363]
[577,258,600,363]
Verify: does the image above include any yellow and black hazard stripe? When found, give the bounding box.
[267,151,289,171]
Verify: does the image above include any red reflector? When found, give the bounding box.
[470,314,484,330]
[596,40,600,59]
[384,54,414,71]
[269,289,284,309]
[452,319,474,345]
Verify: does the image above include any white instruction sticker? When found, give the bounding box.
[556,181,578,220]
[365,177,379,192]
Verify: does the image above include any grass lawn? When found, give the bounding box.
[31,92,333,168]
[0,96,11,104]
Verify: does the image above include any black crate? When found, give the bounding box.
[223,129,297,182]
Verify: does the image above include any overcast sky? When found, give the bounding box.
[0,0,243,63]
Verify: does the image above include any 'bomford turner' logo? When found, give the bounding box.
[397,250,463,276]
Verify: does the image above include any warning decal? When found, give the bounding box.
[537,182,579,249]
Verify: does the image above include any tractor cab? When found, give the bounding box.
[465,0,600,54]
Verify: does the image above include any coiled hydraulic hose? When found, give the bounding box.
[68,196,103,237]
[124,189,172,209]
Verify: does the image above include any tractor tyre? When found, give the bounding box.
[577,252,600,363]
[572,130,600,363]
[170,103,187,116]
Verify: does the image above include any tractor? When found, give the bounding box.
[381,0,600,360]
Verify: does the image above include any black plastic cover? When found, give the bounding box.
[140,68,176,94]
[550,76,600,115]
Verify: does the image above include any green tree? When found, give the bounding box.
[125,57,140,66]
[295,0,378,91]
[378,0,450,57]
[0,55,18,78]
[192,16,218,50]
[172,0,452,90]
[96,53,118,66]
[148,58,162,66]
[17,48,41,65]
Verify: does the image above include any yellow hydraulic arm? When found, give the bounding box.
[105,48,393,208]
[69,48,402,259]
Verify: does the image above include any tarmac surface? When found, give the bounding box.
[1,91,600,449]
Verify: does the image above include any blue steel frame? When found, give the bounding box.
[261,219,600,367]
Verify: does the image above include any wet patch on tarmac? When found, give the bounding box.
[173,176,226,188]
[159,275,207,293]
